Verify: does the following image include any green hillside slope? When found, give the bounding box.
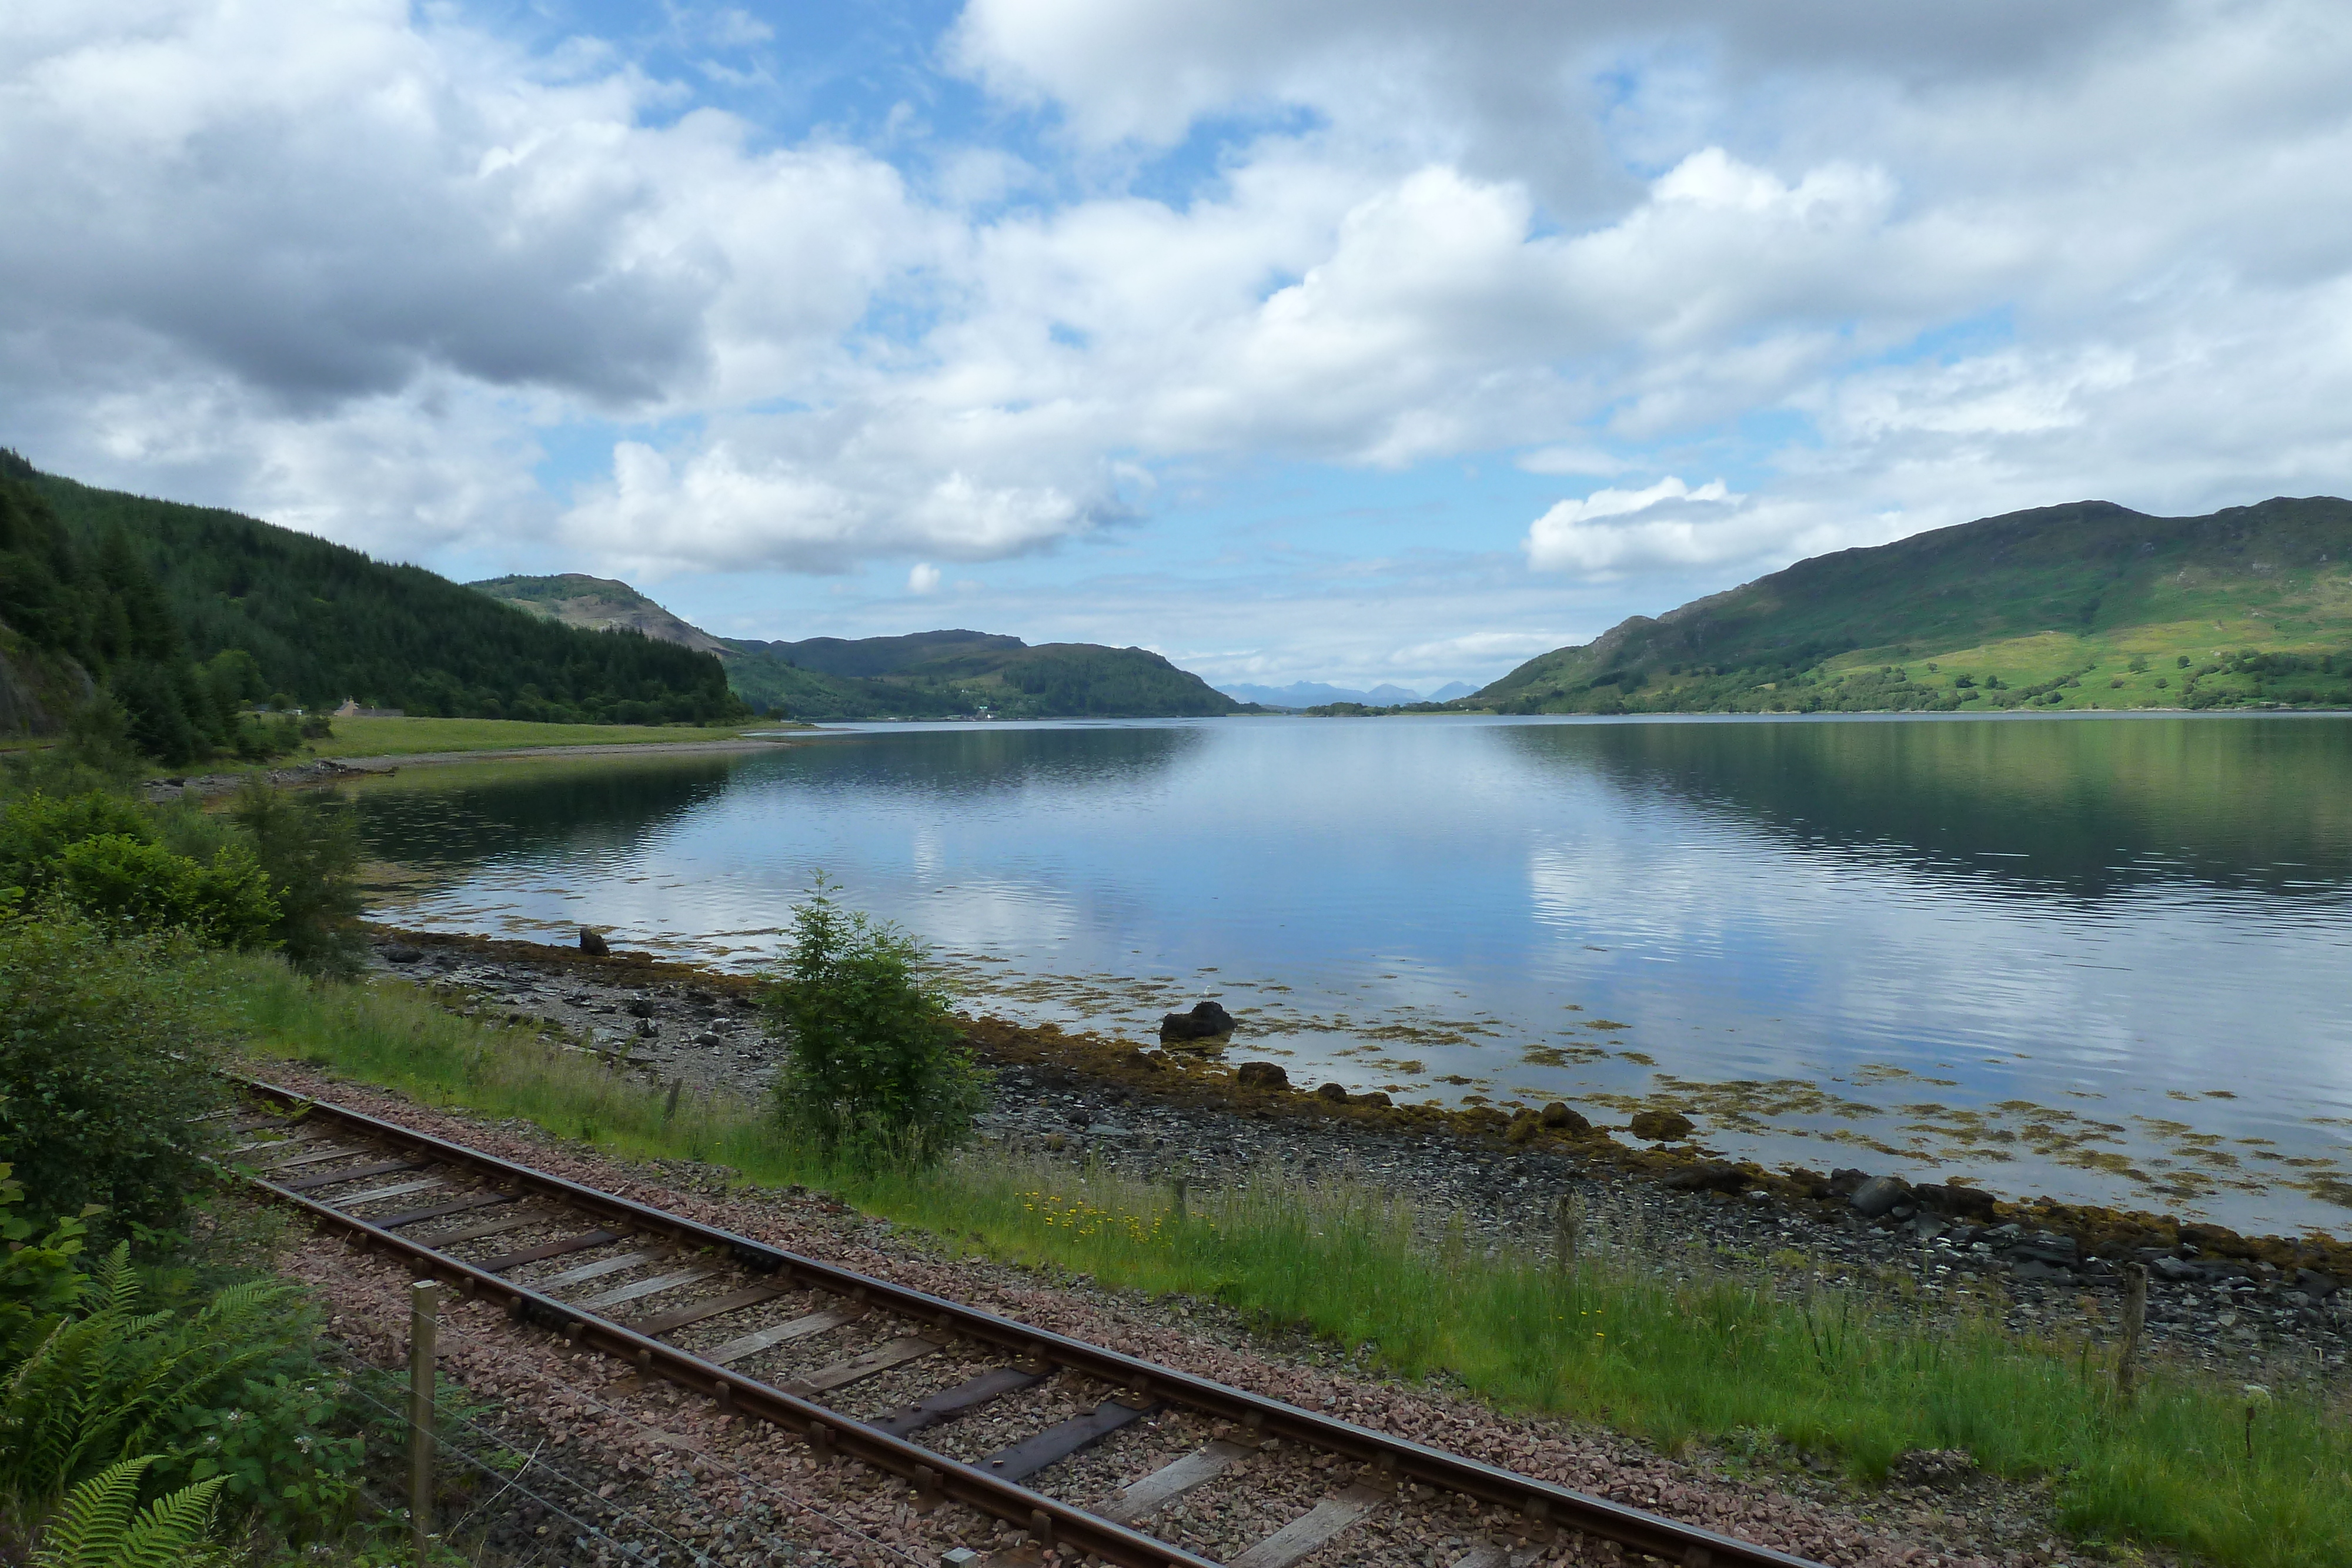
[471,575,1246,720]
[1481,496,2352,714]
[24,466,746,732]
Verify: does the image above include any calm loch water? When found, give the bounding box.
[350,714,2352,1235]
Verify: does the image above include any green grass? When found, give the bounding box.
[203,952,2352,1568]
[307,716,761,758]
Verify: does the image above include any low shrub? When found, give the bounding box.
[762,878,986,1166]
[0,915,225,1232]
[52,836,277,949]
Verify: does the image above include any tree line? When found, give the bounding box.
[3,453,746,764]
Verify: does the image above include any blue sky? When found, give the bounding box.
[6,1,2351,693]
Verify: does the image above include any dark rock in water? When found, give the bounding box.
[1235,1061,1289,1090]
[1354,1091,1392,1108]
[579,927,610,956]
[1664,1162,1751,1194]
[1826,1167,1870,1196]
[1539,1102,1591,1133]
[1315,1082,1348,1102]
[1849,1174,1913,1218]
[1160,1001,1237,1041]
[383,945,423,965]
[1911,1182,1996,1219]
[1628,1109,1695,1141]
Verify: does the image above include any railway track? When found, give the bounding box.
[223,1079,1824,1568]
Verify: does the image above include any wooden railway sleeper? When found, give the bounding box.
[233,1080,1823,1568]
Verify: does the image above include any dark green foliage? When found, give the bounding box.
[763,880,986,1165]
[1482,495,2352,713]
[0,465,260,768]
[49,838,278,950]
[0,1203,370,1548]
[22,460,747,731]
[0,917,225,1234]
[226,779,366,974]
[0,795,279,952]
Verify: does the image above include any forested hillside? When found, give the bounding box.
[472,575,1247,719]
[24,466,745,733]
[1,452,279,762]
[1480,496,2352,715]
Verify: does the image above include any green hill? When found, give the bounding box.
[1479,496,2352,715]
[469,576,1247,720]
[5,460,745,760]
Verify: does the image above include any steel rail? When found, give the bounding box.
[235,1078,1825,1568]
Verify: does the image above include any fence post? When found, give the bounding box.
[2116,1263,2147,1403]
[409,1279,440,1564]
[1552,1192,1581,1272]
[1172,1175,1188,1223]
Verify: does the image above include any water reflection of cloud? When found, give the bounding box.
[365,717,2352,1233]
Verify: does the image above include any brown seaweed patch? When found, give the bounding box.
[1522,1044,1609,1068]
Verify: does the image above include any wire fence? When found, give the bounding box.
[319,1303,934,1568]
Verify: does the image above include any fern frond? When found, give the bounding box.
[113,1475,225,1568]
[26,1454,153,1568]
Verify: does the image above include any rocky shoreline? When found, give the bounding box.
[364,926,2350,1385]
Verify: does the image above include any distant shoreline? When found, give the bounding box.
[142,732,818,800]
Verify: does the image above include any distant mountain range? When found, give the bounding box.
[1477,495,2352,715]
[469,574,1245,720]
[1219,679,1475,709]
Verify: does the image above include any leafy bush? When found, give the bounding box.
[763,880,985,1165]
[0,1201,369,1550]
[2,784,356,967]
[52,838,277,950]
[0,916,225,1232]
[0,794,153,897]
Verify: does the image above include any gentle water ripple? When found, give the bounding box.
[349,713,2352,1235]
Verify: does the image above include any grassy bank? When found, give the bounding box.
[205,952,2352,1568]
[306,716,764,758]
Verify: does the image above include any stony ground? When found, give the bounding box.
[370,934,2351,1383]
[259,1061,2143,1568]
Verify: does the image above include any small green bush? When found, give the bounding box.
[0,795,153,897]
[53,838,277,950]
[226,779,363,974]
[1,793,278,951]
[763,880,985,1165]
[0,916,225,1232]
